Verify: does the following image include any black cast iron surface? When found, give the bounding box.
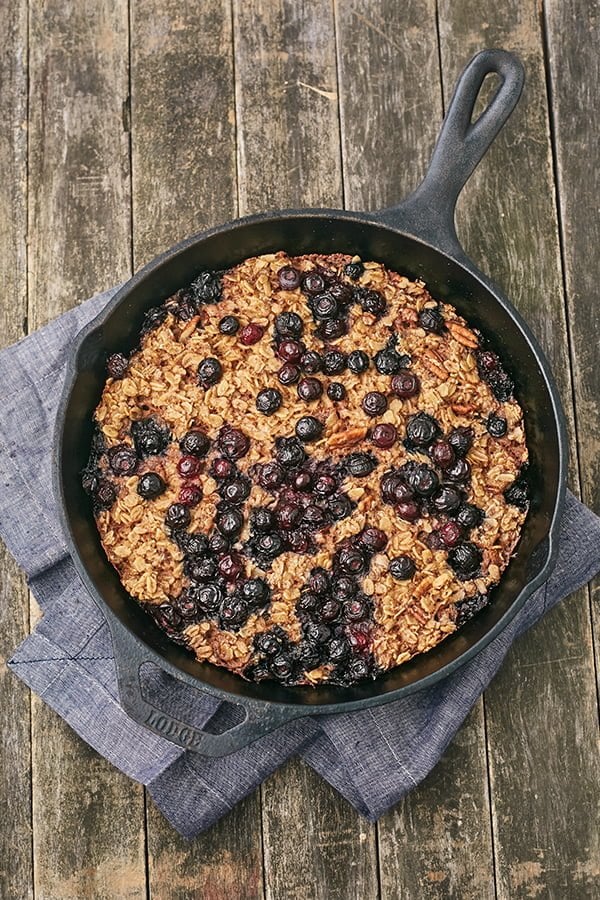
[54,49,567,755]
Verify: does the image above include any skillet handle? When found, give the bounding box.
[108,617,305,757]
[373,49,525,258]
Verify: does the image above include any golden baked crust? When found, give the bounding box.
[85,252,529,686]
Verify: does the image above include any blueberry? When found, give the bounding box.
[488,369,514,402]
[456,503,484,530]
[405,412,439,447]
[275,311,303,338]
[177,455,202,478]
[320,599,342,623]
[268,652,295,680]
[323,350,347,376]
[297,377,323,402]
[197,356,223,387]
[396,500,421,522]
[250,507,276,532]
[219,597,249,631]
[240,323,265,345]
[327,494,352,520]
[278,363,301,385]
[304,622,332,645]
[345,452,377,477]
[191,270,222,303]
[332,576,357,599]
[371,423,397,449]
[195,583,224,613]
[209,532,230,555]
[407,464,439,497]
[81,468,100,495]
[374,348,405,375]
[444,458,471,483]
[180,430,211,457]
[184,556,218,582]
[432,485,463,514]
[108,444,138,476]
[328,638,351,664]
[344,260,364,280]
[241,578,270,606]
[302,271,326,295]
[303,504,326,527]
[131,418,170,457]
[179,483,202,506]
[448,427,473,457]
[357,289,386,317]
[176,530,210,557]
[94,479,117,510]
[504,476,529,510]
[256,388,283,416]
[347,350,370,374]
[165,503,191,530]
[137,472,166,499]
[327,382,346,401]
[277,266,301,290]
[295,416,324,442]
[255,630,287,657]
[337,547,367,576]
[219,315,239,335]
[106,353,128,379]
[313,474,337,496]
[319,318,347,341]
[309,567,330,595]
[220,476,251,505]
[418,306,445,333]
[391,370,420,399]
[312,293,339,320]
[362,391,388,417]
[141,306,168,335]
[430,440,455,469]
[300,350,323,374]
[216,508,244,537]
[455,593,490,627]
[218,552,244,582]
[359,526,388,552]
[448,542,482,578]
[295,640,322,670]
[276,436,306,468]
[276,502,303,530]
[439,521,463,548]
[487,413,508,438]
[389,556,416,580]
[217,425,250,460]
[277,339,305,363]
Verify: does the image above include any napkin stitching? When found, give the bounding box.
[367,709,418,787]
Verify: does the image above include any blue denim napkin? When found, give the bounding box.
[2,287,599,839]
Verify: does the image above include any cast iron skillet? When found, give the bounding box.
[55,49,567,756]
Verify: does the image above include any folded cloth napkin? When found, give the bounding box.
[2,287,600,839]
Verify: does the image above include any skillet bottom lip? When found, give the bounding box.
[54,209,568,718]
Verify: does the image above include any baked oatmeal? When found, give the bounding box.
[82,252,529,686]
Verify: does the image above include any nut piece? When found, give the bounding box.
[448,320,479,348]
[327,426,368,449]
[420,349,448,380]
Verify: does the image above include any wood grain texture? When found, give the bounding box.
[130,2,264,892]
[261,758,378,900]
[233,2,378,895]
[335,4,495,896]
[27,2,147,898]
[437,2,600,897]
[0,6,31,894]
[233,0,343,213]
[544,0,600,698]
[130,0,238,268]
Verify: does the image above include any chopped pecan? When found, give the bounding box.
[420,349,448,380]
[451,402,474,415]
[179,315,201,340]
[327,426,368,449]
[394,307,419,329]
[447,320,479,349]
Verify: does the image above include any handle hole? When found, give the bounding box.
[470,72,502,126]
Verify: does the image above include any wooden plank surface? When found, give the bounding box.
[544,0,600,697]
[26,2,147,898]
[0,5,32,898]
[128,3,264,895]
[335,4,495,896]
[437,2,600,897]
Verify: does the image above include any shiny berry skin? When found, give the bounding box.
[250,507,276,532]
[210,457,234,480]
[177,531,210,557]
[268,652,295,680]
[312,293,339,320]
[327,382,346,401]
[218,553,245,583]
[94,480,117,510]
[217,425,250,460]
[439,520,463,548]
[300,350,322,373]
[278,363,301,385]
[221,477,251,504]
[297,377,323,402]
[410,465,439,497]
[432,485,463,514]
[131,418,170,458]
[329,281,353,303]
[332,576,356,599]
[323,350,347,376]
[239,323,265,345]
[219,596,249,628]
[328,495,352,521]
[319,598,341,623]
[430,440,455,469]
[488,369,514,402]
[362,391,388,417]
[328,638,351,665]
[179,483,202,506]
[418,306,445,333]
[311,474,335,497]
[344,260,364,280]
[180,430,210,457]
[476,349,499,373]
[425,530,445,551]
[380,471,413,505]
[287,530,309,552]
[216,508,244,538]
[256,388,283,415]
[197,356,222,387]
[456,503,483,530]
[209,532,230,555]
[448,427,473,457]
[177,455,202,478]
[165,503,191,530]
[275,437,306,469]
[106,352,128,379]
[256,463,284,492]
[277,265,301,290]
[191,270,221,303]
[406,412,439,447]
[347,350,370,374]
[487,413,508,438]
[358,289,386,317]
[504,478,529,510]
[396,500,420,522]
[337,547,367,576]
[294,471,312,491]
[345,452,377,477]
[295,416,324,443]
[275,311,303,339]
[81,468,100,495]
[389,555,416,580]
[242,577,270,605]
[371,423,397,449]
[344,597,369,622]
[448,542,482,577]
[360,526,388,552]
[137,472,166,499]
[374,348,405,375]
[219,315,239,335]
[277,339,304,363]
[302,271,326,295]
[303,504,325,527]
[255,630,286,656]
[276,502,303,530]
[444,458,471,483]
[108,445,138,476]
[391,370,420,398]
[184,556,217,583]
